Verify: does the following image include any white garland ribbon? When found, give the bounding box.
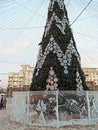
[35,36,81,76]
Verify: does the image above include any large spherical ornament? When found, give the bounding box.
[50,44,53,47]
[57,53,62,58]
[49,47,53,51]
[35,71,39,76]
[54,74,56,77]
[51,81,54,84]
[36,66,39,69]
[58,57,61,60]
[50,36,54,41]
[50,85,54,90]
[53,42,56,46]
[47,78,51,83]
[64,69,68,74]
[47,47,51,51]
[49,70,54,75]
[57,46,60,50]
[50,67,53,69]
[67,63,71,66]
[64,66,68,69]
[63,60,67,64]
[39,65,42,69]
[76,72,79,77]
[54,45,57,50]
[61,62,64,66]
[46,84,50,89]
[54,77,58,82]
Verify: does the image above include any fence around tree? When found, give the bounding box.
[11,91,98,127]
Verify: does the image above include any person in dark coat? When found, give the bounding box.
[0,99,1,109]
[0,96,3,109]
[2,97,7,110]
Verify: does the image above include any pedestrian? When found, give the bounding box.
[2,97,7,110]
[0,99,1,109]
[0,96,3,109]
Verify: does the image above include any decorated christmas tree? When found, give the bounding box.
[30,0,89,91]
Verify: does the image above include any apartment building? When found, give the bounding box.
[7,65,34,97]
[83,68,98,90]
[7,67,98,97]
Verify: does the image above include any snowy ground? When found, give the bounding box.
[0,103,98,130]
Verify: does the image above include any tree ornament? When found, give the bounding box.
[54,77,58,82]
[46,67,58,90]
[64,70,68,74]
[76,70,83,91]
[47,78,51,84]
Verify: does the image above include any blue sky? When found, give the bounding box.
[0,0,98,88]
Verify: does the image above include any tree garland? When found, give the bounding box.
[35,36,81,77]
